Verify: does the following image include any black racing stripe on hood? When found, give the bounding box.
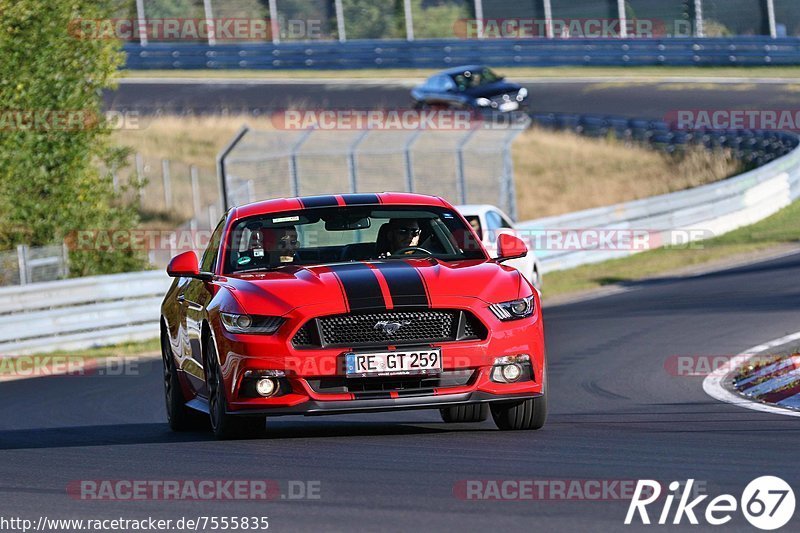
[342,193,380,205]
[327,263,386,311]
[372,262,429,308]
[299,195,339,208]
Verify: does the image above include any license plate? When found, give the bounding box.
[345,349,442,378]
[499,101,519,112]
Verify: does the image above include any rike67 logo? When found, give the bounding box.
[625,477,795,530]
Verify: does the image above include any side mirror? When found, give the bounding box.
[167,251,208,279]
[497,233,527,261]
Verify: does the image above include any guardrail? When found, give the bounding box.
[123,37,800,70]
[518,115,800,271]
[0,271,171,356]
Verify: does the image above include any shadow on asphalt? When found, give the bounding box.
[0,420,495,450]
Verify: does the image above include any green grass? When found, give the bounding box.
[543,199,800,298]
[120,66,800,80]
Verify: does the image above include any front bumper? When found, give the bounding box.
[225,390,542,417]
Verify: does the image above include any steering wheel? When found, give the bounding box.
[393,246,433,256]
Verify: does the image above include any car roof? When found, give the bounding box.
[454,204,502,216]
[232,192,450,221]
[435,65,489,77]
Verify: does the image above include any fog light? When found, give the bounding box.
[501,364,522,382]
[255,377,278,397]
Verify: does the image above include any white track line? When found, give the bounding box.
[703,331,800,417]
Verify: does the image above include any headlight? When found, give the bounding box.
[220,313,284,334]
[517,87,528,100]
[476,97,492,107]
[489,295,535,321]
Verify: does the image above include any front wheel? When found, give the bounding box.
[206,336,266,440]
[162,333,207,431]
[491,369,547,430]
[440,403,489,423]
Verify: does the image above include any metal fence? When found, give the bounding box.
[122,1,799,44]
[219,117,529,219]
[0,244,69,287]
[124,37,800,69]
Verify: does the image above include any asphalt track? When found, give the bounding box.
[2,250,800,531]
[104,78,800,118]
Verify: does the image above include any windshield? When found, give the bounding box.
[451,67,501,90]
[224,205,485,274]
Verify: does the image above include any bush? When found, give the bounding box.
[0,0,146,276]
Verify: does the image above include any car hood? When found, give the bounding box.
[217,259,522,316]
[463,81,522,99]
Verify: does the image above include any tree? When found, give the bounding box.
[0,0,146,276]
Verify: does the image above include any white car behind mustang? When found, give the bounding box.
[456,204,541,289]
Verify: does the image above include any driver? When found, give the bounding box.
[384,219,421,256]
[272,225,298,263]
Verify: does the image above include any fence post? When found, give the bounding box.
[473,0,484,39]
[403,0,414,41]
[61,242,70,279]
[190,165,201,218]
[16,245,28,286]
[456,128,479,204]
[135,0,148,46]
[348,130,370,193]
[135,153,145,206]
[203,0,216,46]
[543,0,554,38]
[766,0,777,38]
[208,204,219,229]
[404,131,422,192]
[694,0,705,37]
[334,0,346,42]
[162,159,172,209]
[289,127,315,197]
[216,125,250,210]
[268,0,280,44]
[617,0,628,38]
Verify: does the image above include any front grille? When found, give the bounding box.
[292,309,486,348]
[307,369,476,395]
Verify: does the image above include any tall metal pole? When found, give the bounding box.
[404,0,415,41]
[135,0,148,46]
[203,0,216,46]
[334,0,346,42]
[268,0,280,44]
[473,0,484,39]
[543,0,554,38]
[766,0,777,38]
[694,0,705,38]
[617,0,628,38]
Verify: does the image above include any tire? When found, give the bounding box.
[491,369,548,431]
[205,336,266,440]
[161,332,207,431]
[439,403,489,423]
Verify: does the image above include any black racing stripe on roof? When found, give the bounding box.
[298,195,339,208]
[341,194,381,205]
[327,263,387,311]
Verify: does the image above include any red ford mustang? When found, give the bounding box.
[161,193,546,439]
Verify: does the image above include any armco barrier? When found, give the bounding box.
[518,138,800,272]
[0,271,171,356]
[123,37,800,70]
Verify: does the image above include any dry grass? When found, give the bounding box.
[512,128,744,220]
[113,116,743,226]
